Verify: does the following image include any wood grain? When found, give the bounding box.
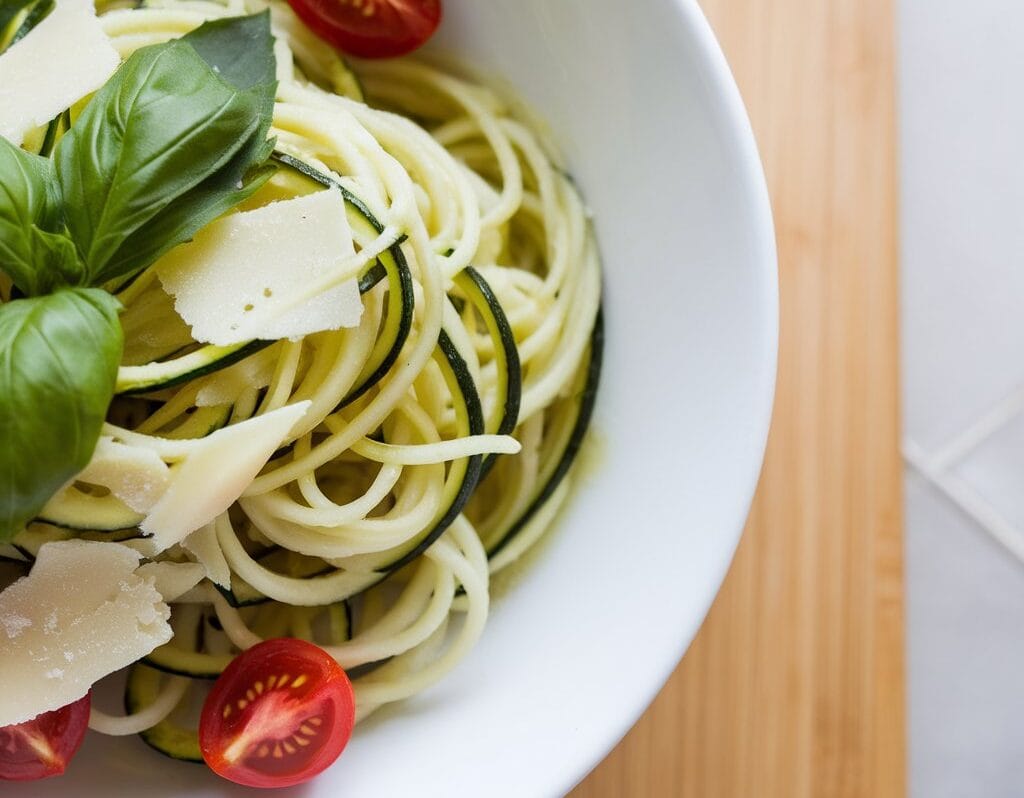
[571,0,906,796]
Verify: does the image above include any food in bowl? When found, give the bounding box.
[0,0,601,787]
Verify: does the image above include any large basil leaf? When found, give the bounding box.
[113,11,281,268]
[0,136,82,295]
[184,11,277,106]
[0,288,123,542]
[55,12,277,287]
[129,12,280,272]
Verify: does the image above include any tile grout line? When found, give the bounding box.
[904,437,1024,566]
[927,384,1024,471]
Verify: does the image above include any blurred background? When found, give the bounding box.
[902,2,1024,796]
[573,0,1024,796]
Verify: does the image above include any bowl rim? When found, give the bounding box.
[560,0,778,792]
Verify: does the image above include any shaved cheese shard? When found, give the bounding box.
[136,561,205,602]
[156,191,364,346]
[75,437,171,513]
[141,402,312,551]
[0,0,120,144]
[0,541,171,726]
[183,522,232,588]
[195,347,279,407]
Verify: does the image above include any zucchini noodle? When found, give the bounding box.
[17,0,602,747]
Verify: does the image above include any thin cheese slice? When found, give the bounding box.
[0,0,120,144]
[75,437,171,513]
[0,541,171,726]
[136,561,205,602]
[183,521,232,588]
[194,347,279,407]
[156,191,364,346]
[141,402,311,551]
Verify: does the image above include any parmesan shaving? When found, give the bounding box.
[155,192,363,346]
[0,0,120,144]
[141,402,312,550]
[0,541,171,726]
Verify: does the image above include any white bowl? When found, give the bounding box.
[32,1,776,795]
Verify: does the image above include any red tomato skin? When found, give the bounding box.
[0,694,91,782]
[200,638,356,789]
[286,0,442,59]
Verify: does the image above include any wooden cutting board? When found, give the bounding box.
[572,0,906,796]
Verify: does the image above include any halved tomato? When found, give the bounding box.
[0,694,91,781]
[286,0,442,59]
[199,638,355,788]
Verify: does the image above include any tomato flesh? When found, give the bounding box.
[286,0,442,59]
[200,638,355,788]
[0,694,91,782]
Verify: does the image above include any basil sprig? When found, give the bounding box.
[58,14,278,286]
[0,12,277,541]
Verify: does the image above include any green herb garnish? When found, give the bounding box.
[0,12,278,541]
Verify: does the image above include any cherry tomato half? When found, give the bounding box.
[199,638,355,789]
[286,0,442,59]
[0,694,91,782]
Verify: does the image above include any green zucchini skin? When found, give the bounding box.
[142,644,233,680]
[12,524,143,561]
[271,151,380,228]
[453,266,522,479]
[486,306,604,559]
[125,665,204,763]
[116,340,273,397]
[0,544,28,563]
[0,0,34,49]
[36,109,70,157]
[271,151,417,409]
[339,242,415,409]
[0,0,52,53]
[34,495,144,533]
[378,331,486,573]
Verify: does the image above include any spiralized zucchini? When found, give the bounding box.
[23,0,601,741]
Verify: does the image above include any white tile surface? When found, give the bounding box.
[901,0,1024,452]
[901,0,1024,794]
[906,472,1024,798]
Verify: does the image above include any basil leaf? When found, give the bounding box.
[118,12,281,275]
[184,11,277,102]
[111,158,276,279]
[0,288,123,542]
[112,9,282,275]
[55,36,267,286]
[0,135,82,294]
[118,10,282,261]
